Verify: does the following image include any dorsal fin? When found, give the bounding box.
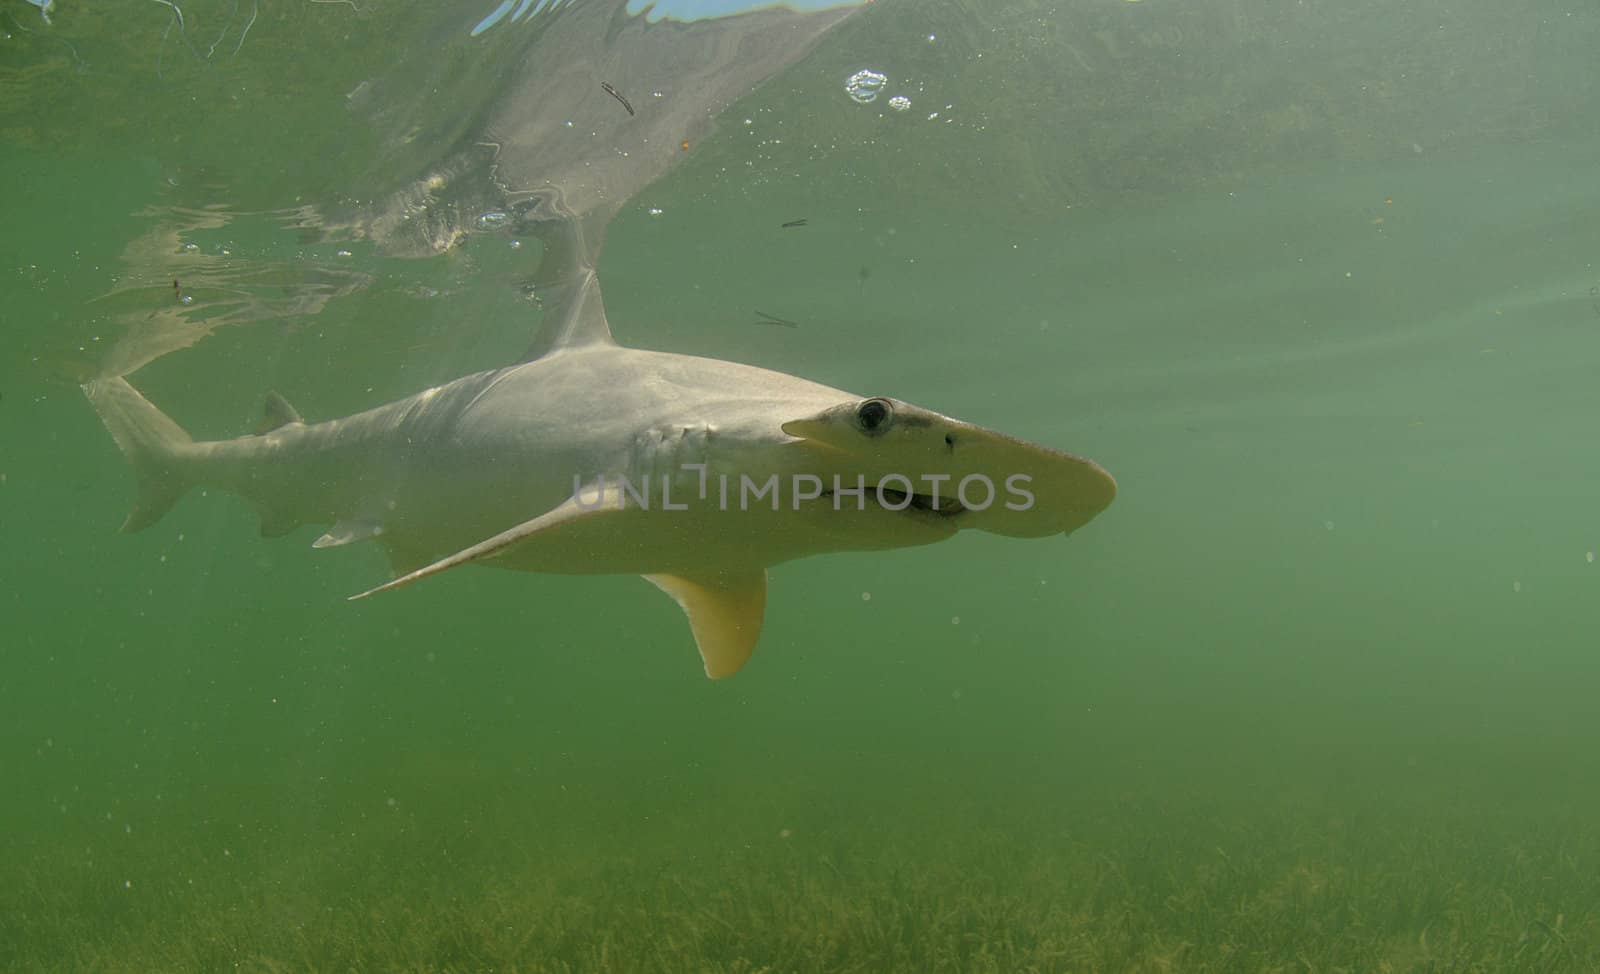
[520,199,615,361]
[524,267,613,360]
[254,391,304,434]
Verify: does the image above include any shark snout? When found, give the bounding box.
[782,398,1116,539]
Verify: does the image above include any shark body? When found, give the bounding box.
[81,0,1114,678]
[84,274,1115,678]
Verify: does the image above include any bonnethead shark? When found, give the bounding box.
[83,269,1114,678]
[81,0,1116,679]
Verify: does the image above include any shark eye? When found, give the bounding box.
[855,398,892,433]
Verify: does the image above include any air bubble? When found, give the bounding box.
[845,68,888,105]
[888,95,911,112]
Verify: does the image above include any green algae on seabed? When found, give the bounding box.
[3,771,1597,973]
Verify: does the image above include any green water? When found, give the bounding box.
[5,0,1600,971]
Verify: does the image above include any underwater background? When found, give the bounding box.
[4,0,1600,970]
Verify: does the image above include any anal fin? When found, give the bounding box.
[644,569,768,680]
[313,519,384,549]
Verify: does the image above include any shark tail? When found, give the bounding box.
[82,377,197,532]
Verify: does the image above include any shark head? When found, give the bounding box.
[779,395,1117,540]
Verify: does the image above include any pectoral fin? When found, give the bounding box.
[644,569,768,679]
[347,483,624,600]
[347,483,769,679]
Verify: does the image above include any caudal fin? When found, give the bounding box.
[82,377,196,532]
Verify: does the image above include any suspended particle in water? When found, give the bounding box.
[1324,520,1335,531]
[861,591,872,602]
[600,81,634,116]
[888,95,911,112]
[951,616,961,626]
[477,211,510,231]
[1588,551,1595,564]
[1512,580,1522,593]
[845,68,887,105]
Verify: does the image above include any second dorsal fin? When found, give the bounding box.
[254,391,305,434]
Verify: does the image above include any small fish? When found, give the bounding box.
[752,310,799,329]
[781,219,808,229]
[600,82,635,117]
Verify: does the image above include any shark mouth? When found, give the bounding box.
[822,484,968,519]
